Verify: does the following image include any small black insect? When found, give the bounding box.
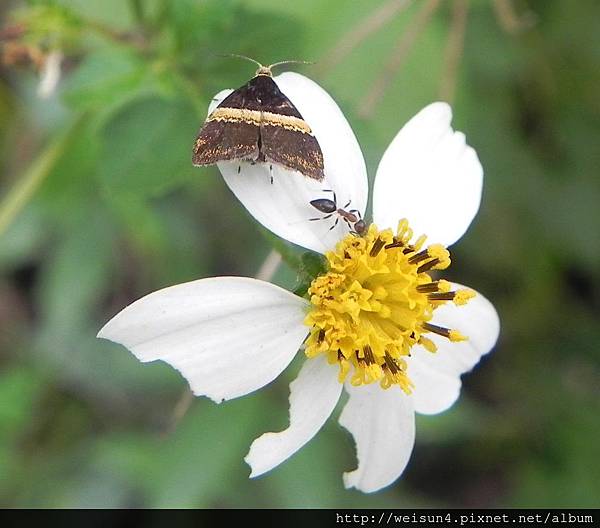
[309,190,367,236]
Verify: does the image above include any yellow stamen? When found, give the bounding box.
[453,289,476,306]
[304,220,475,392]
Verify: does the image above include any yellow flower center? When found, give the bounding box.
[304,220,475,393]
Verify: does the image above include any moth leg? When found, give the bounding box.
[269,164,273,185]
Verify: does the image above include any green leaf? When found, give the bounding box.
[0,367,45,498]
[37,204,115,331]
[511,406,600,508]
[146,395,267,507]
[0,207,45,268]
[38,116,100,216]
[96,96,201,197]
[14,3,84,51]
[107,192,170,254]
[166,0,306,70]
[293,251,326,297]
[57,0,134,31]
[0,367,44,440]
[0,114,87,238]
[62,48,147,111]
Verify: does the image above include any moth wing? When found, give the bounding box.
[192,120,259,166]
[261,126,324,181]
[192,84,260,166]
[258,81,325,181]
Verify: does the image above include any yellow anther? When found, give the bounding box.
[437,279,452,293]
[448,330,468,342]
[454,289,476,305]
[304,220,474,392]
[418,336,437,353]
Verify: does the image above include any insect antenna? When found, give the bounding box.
[268,59,315,71]
[218,53,264,68]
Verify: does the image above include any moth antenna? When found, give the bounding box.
[267,59,315,71]
[218,53,264,68]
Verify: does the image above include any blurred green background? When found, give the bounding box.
[1,0,599,508]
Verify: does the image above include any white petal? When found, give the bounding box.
[373,102,483,247]
[408,284,500,415]
[340,383,415,493]
[97,277,308,403]
[208,89,234,113]
[245,354,342,477]
[214,72,368,254]
[38,50,63,99]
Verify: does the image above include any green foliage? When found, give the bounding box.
[293,251,327,297]
[62,49,148,110]
[13,3,84,51]
[0,0,599,508]
[97,97,200,196]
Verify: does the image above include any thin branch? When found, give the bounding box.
[359,0,441,118]
[0,24,25,41]
[492,0,536,35]
[167,389,194,433]
[82,17,149,51]
[0,114,86,237]
[255,249,283,282]
[438,0,469,103]
[130,0,146,26]
[315,0,413,75]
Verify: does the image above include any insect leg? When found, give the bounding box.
[309,213,334,222]
[322,189,337,206]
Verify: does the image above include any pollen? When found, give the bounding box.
[304,220,475,393]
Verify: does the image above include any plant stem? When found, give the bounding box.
[316,0,412,76]
[130,0,146,25]
[0,114,85,238]
[439,0,469,103]
[359,0,440,118]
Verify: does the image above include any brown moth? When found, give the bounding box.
[192,59,325,181]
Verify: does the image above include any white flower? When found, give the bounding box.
[37,49,63,99]
[98,73,500,493]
